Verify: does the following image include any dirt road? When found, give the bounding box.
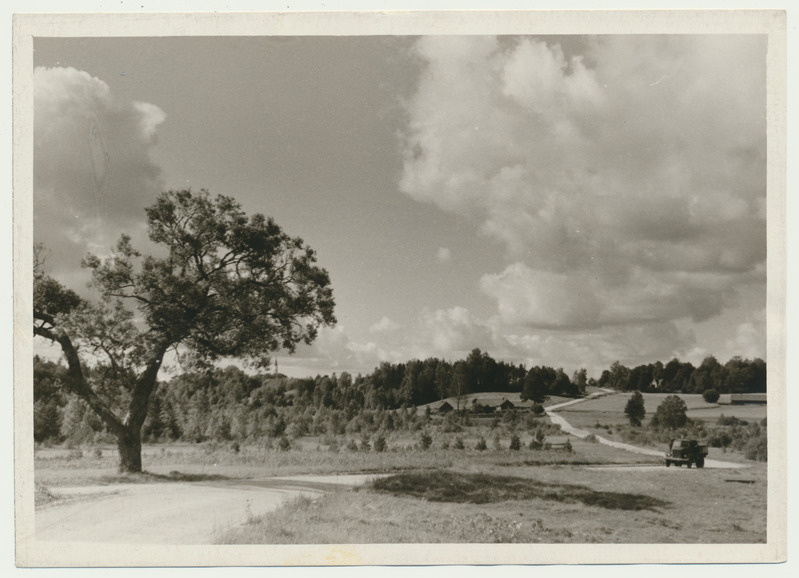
[34,474,379,545]
[547,390,747,469]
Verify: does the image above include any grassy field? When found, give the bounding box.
[34,432,660,488]
[219,463,767,544]
[557,392,766,430]
[34,391,767,544]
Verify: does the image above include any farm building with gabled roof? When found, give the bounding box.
[436,400,454,413]
[730,393,767,404]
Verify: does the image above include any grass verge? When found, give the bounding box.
[34,483,60,508]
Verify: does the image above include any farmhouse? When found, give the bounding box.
[497,399,516,411]
[436,400,454,413]
[469,396,526,413]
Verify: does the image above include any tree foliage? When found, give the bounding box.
[624,391,646,427]
[598,356,765,394]
[651,395,689,430]
[33,189,336,471]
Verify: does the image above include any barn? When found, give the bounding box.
[730,393,767,405]
[437,400,454,413]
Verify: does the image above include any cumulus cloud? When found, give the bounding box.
[278,293,717,377]
[723,308,767,361]
[400,36,766,335]
[287,307,498,375]
[369,316,401,334]
[500,319,697,374]
[34,67,166,284]
[415,306,495,357]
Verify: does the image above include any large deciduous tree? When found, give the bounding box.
[33,189,336,472]
[650,394,689,430]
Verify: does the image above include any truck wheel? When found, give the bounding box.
[687,461,692,468]
[666,460,671,467]
[696,458,705,468]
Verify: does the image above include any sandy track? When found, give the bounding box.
[547,390,748,469]
[35,474,378,545]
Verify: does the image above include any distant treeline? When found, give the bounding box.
[595,356,766,395]
[33,350,766,445]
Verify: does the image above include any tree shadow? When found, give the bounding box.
[96,470,232,485]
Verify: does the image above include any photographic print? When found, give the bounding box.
[13,10,786,567]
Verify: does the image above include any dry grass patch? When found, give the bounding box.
[372,470,667,511]
[36,439,648,487]
[219,463,766,544]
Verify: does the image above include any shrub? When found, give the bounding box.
[563,439,573,453]
[277,436,291,451]
[707,430,733,448]
[702,389,720,404]
[453,437,465,450]
[475,437,488,451]
[528,439,542,450]
[419,431,433,451]
[360,434,371,452]
[744,433,767,461]
[584,434,599,443]
[373,435,387,453]
[441,412,462,433]
[67,448,83,460]
[347,439,359,452]
[717,414,747,426]
[532,403,545,415]
[509,434,521,451]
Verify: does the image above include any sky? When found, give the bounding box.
[32,34,768,379]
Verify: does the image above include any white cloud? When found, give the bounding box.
[416,306,495,357]
[400,36,766,342]
[34,67,166,284]
[280,301,706,378]
[369,316,401,334]
[723,309,767,361]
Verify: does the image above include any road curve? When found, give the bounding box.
[34,474,379,545]
[546,389,747,469]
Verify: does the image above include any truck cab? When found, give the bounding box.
[666,439,708,468]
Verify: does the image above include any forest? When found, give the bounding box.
[33,348,767,446]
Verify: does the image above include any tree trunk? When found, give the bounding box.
[116,426,143,473]
[116,343,168,473]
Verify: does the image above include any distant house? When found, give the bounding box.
[497,399,516,411]
[730,393,767,405]
[437,401,454,413]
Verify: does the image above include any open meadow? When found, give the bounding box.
[34,391,767,544]
[219,463,766,544]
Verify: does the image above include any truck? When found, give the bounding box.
[665,439,708,468]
